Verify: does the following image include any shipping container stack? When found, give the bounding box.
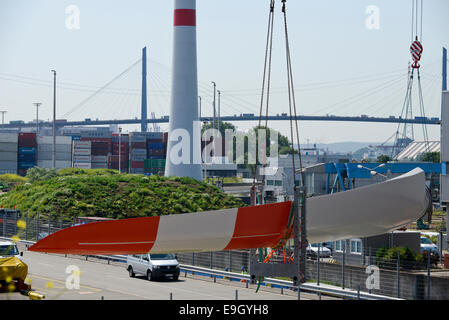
[91,141,109,169]
[80,135,112,170]
[0,133,18,175]
[144,132,167,175]
[37,136,72,169]
[109,133,129,173]
[72,140,92,169]
[129,132,147,174]
[17,133,37,176]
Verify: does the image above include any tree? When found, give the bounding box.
[376,155,392,163]
[201,121,235,137]
[418,151,440,163]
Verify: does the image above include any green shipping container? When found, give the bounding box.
[144,159,166,169]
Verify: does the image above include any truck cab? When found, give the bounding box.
[127,253,180,281]
[0,241,23,260]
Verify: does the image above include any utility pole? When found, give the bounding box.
[217,90,221,134]
[211,81,216,129]
[0,110,6,125]
[198,96,202,122]
[118,127,122,174]
[33,103,42,134]
[51,70,56,170]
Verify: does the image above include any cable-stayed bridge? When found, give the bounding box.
[0,47,445,131]
[0,114,441,129]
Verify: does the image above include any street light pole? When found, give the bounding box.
[217,90,221,134]
[0,110,6,125]
[33,103,42,134]
[51,70,57,170]
[118,127,122,173]
[198,96,202,120]
[211,81,216,129]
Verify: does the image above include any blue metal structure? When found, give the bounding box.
[141,47,148,132]
[325,162,442,194]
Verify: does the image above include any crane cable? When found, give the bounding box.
[392,0,430,158]
[253,0,275,293]
[253,0,275,191]
[254,0,306,290]
[282,0,305,188]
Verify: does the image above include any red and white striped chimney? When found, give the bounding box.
[165,0,202,180]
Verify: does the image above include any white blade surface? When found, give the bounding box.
[307,168,428,243]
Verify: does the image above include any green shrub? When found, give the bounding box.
[376,246,417,269]
[0,174,28,190]
[0,169,245,220]
[26,167,57,183]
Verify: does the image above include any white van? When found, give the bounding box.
[0,241,23,260]
[126,253,180,281]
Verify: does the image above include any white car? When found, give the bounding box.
[0,241,23,260]
[307,243,332,259]
[127,253,180,281]
[420,236,440,259]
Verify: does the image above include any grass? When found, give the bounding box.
[0,168,245,220]
[0,174,28,190]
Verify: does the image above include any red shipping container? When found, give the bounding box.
[108,163,129,170]
[18,132,37,147]
[131,161,144,168]
[131,142,146,149]
[108,155,128,161]
[19,133,36,139]
[112,143,129,153]
[81,137,111,142]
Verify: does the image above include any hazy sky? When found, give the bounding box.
[0,0,448,144]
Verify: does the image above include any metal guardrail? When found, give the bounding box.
[1,237,401,300]
[179,264,401,300]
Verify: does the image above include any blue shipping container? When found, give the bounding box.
[18,147,37,154]
[18,162,37,169]
[18,154,37,161]
[147,143,165,150]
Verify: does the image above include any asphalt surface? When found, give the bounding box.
[1,244,335,300]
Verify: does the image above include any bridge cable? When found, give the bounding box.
[62,58,142,118]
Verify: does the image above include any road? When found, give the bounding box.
[1,244,334,300]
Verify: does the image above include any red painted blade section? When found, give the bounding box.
[28,216,160,255]
[28,202,293,255]
[224,201,293,250]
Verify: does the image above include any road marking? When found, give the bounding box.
[36,262,54,267]
[141,280,230,299]
[28,274,102,292]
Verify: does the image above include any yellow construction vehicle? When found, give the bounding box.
[0,242,45,300]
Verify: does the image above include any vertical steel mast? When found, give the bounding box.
[141,47,148,133]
